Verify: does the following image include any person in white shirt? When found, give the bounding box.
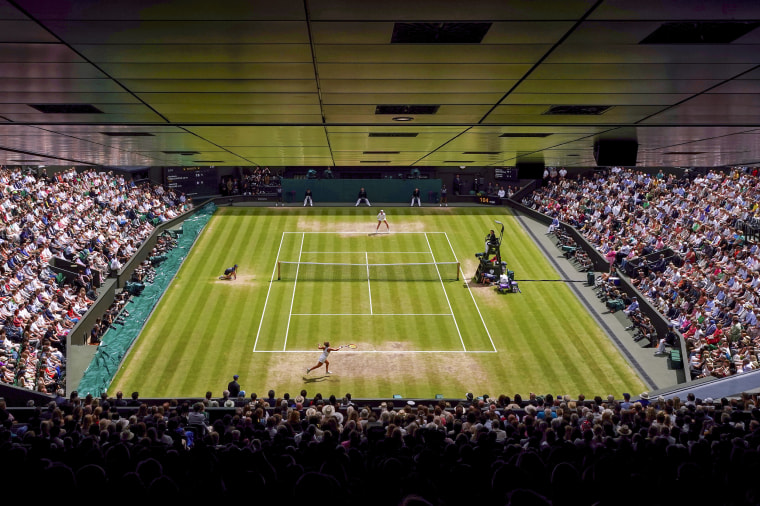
[376,210,389,233]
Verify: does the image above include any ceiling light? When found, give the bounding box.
[392,116,414,122]
[369,132,418,137]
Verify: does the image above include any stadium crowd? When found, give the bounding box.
[0,166,189,393]
[523,167,760,381]
[220,166,281,196]
[1,389,758,503]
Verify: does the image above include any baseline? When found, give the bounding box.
[291,313,452,316]
[252,350,497,354]
[283,231,446,234]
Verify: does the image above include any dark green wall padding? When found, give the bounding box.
[282,179,443,204]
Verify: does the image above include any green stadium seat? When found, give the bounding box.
[669,349,683,369]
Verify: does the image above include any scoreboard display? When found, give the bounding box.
[494,167,518,180]
[165,166,218,197]
[478,195,502,206]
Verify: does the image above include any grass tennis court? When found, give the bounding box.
[109,206,646,399]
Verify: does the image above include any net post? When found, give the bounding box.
[277,261,281,280]
[456,262,460,281]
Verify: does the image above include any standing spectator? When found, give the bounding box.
[453,174,462,195]
[228,374,241,399]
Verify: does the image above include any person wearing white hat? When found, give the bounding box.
[376,210,389,233]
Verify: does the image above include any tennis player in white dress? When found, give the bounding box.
[306,341,339,375]
[376,209,390,232]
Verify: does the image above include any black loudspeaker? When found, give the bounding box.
[516,162,545,179]
[593,139,638,167]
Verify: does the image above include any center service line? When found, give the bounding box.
[366,251,373,315]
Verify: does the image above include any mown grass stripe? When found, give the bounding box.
[109,207,648,398]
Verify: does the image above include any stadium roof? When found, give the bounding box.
[1,0,760,168]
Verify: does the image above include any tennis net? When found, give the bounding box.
[277,261,460,281]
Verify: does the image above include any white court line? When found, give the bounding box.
[282,232,305,351]
[253,232,287,352]
[302,251,431,254]
[291,313,453,316]
[252,350,497,354]
[424,232,466,352]
[284,231,446,234]
[366,251,372,315]
[444,232,498,352]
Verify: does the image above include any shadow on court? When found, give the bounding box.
[302,376,331,383]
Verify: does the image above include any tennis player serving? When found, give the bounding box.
[305,341,339,375]
[376,209,390,232]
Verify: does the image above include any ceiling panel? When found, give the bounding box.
[152,104,322,116]
[529,63,756,80]
[0,79,126,93]
[15,0,306,21]
[318,63,532,80]
[119,80,318,93]
[230,147,332,157]
[308,0,597,21]
[484,105,668,124]
[166,114,324,124]
[37,21,310,44]
[0,63,107,79]
[139,93,319,106]
[0,92,141,104]
[0,0,757,167]
[0,43,84,62]
[99,63,315,80]
[546,44,760,64]
[320,80,518,94]
[513,79,722,94]
[187,126,329,146]
[589,0,760,20]
[328,132,466,151]
[322,93,504,105]
[707,80,760,94]
[74,44,313,64]
[499,93,691,106]
[310,21,575,44]
[315,44,551,64]
[0,20,59,42]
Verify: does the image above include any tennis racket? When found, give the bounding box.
[339,344,358,349]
